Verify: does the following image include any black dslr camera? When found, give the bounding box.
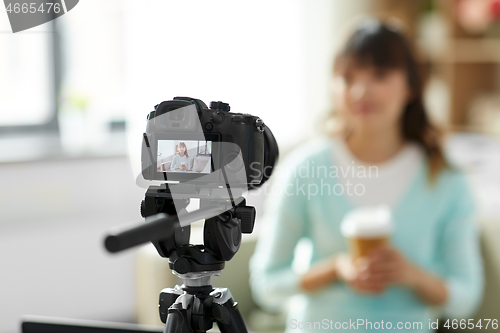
[141,96,278,188]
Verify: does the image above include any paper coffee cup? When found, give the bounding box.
[340,205,393,260]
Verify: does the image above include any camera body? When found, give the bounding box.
[141,97,268,187]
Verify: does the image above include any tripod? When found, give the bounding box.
[105,183,255,333]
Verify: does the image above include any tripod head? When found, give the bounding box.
[140,183,255,273]
[104,184,257,333]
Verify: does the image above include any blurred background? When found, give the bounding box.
[1,0,500,332]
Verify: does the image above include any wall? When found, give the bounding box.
[0,156,145,333]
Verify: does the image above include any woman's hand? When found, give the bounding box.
[361,245,418,288]
[335,253,386,294]
[365,245,448,305]
[335,246,418,294]
[301,248,447,305]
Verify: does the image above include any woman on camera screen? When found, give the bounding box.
[170,142,191,172]
[250,18,483,332]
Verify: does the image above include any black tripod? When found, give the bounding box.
[105,183,255,333]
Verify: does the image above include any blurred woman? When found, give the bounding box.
[250,18,483,332]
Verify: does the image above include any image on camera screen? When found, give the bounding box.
[157,140,212,174]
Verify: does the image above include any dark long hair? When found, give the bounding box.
[178,142,189,158]
[331,18,448,184]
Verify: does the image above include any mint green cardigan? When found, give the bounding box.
[249,139,484,333]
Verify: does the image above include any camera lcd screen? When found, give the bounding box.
[157,140,213,174]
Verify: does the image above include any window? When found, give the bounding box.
[0,10,55,128]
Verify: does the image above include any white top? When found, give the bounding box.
[170,154,190,171]
[331,137,426,209]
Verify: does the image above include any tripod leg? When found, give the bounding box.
[164,308,191,333]
[164,310,184,333]
[214,297,248,333]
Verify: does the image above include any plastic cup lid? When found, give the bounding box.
[340,205,393,238]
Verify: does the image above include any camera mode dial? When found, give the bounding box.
[210,101,230,112]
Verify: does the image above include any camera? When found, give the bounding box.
[141,97,278,189]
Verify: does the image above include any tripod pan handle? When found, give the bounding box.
[104,213,179,253]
